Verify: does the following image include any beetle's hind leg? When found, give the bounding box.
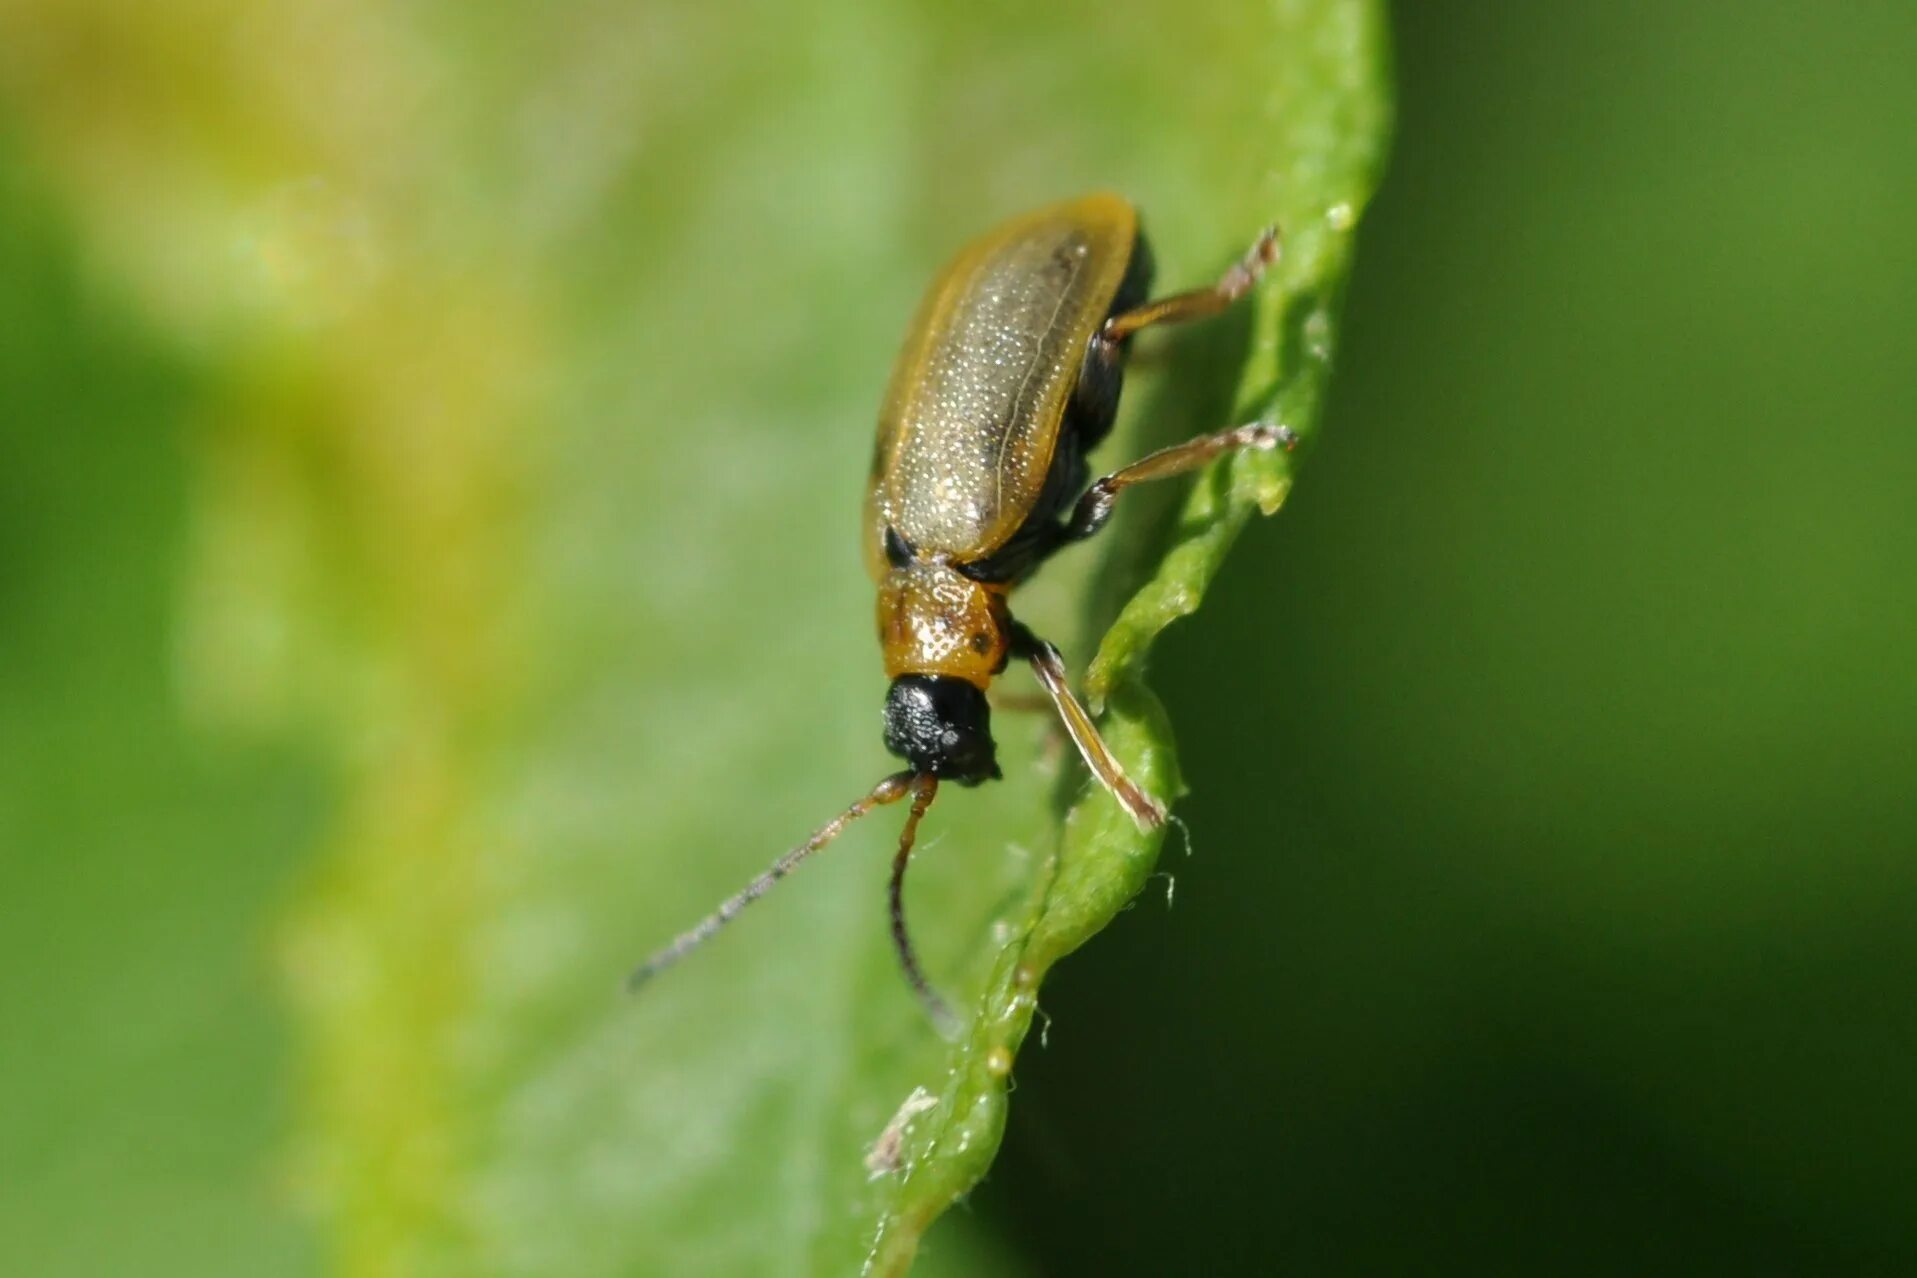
[1063,419,1298,543]
[1058,224,1290,546]
[1095,224,1280,351]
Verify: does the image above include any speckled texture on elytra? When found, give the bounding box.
[870,193,1136,560]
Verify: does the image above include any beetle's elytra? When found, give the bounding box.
[634,193,1293,1025]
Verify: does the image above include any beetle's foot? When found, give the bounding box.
[1220,225,1283,299]
[1243,421,1299,452]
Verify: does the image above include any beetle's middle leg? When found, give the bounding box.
[1063,419,1298,542]
[1094,224,1280,353]
[1007,621,1166,830]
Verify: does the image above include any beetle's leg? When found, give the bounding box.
[1008,622,1167,830]
[1096,224,1280,350]
[989,690,1053,714]
[1064,420,1298,542]
[990,689,1068,772]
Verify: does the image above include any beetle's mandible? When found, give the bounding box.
[632,193,1293,1027]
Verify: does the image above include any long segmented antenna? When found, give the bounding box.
[627,770,915,992]
[887,774,953,1032]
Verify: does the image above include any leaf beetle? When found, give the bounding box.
[632,193,1292,1025]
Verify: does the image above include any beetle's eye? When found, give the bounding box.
[883,526,914,568]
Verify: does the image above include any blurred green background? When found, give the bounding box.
[2,1,1913,1275]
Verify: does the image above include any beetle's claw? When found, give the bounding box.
[1247,422,1299,453]
[1254,225,1283,266]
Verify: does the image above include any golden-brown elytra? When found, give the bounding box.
[632,193,1293,1027]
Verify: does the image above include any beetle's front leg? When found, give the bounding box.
[1064,419,1298,542]
[1007,621,1166,830]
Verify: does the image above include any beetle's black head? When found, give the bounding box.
[882,675,1001,785]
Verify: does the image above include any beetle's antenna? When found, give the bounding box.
[887,773,954,1032]
[627,770,917,993]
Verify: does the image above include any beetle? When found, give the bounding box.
[631,193,1293,1025]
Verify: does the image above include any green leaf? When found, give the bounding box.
[0,0,1389,1273]
[863,9,1394,1271]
